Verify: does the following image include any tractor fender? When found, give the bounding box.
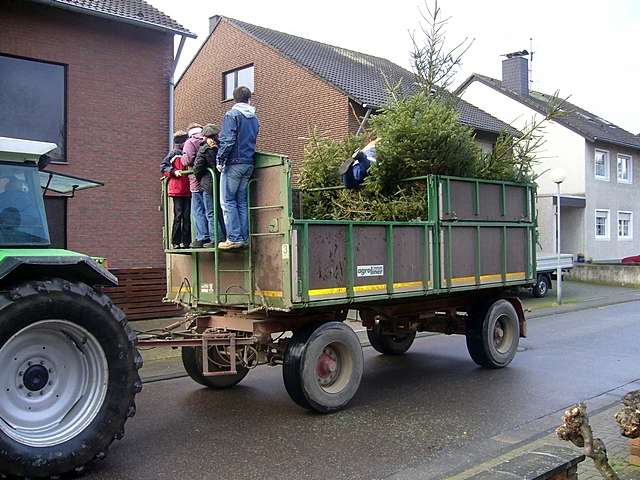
[0,254,117,287]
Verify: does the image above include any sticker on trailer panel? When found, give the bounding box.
[356,265,384,277]
[201,283,214,293]
[282,244,290,260]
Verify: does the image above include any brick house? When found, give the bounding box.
[0,0,194,268]
[175,16,517,179]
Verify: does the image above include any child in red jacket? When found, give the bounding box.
[160,131,191,248]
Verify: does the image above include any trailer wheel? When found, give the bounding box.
[466,299,519,369]
[367,323,416,355]
[283,322,363,413]
[0,279,141,479]
[533,274,551,298]
[181,346,249,389]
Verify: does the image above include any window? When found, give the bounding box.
[0,54,66,162]
[223,65,254,101]
[617,211,633,240]
[0,164,50,246]
[594,149,609,180]
[595,209,610,240]
[617,154,632,183]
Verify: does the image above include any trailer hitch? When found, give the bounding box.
[201,332,257,377]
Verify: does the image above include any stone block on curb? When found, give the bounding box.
[465,445,584,480]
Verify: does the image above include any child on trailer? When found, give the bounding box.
[160,130,190,249]
[193,124,226,247]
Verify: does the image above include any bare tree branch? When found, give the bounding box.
[557,403,620,480]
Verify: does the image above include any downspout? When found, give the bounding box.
[169,35,187,149]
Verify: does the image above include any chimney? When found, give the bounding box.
[209,15,222,34]
[501,53,529,96]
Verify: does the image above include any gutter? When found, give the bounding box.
[169,35,188,149]
[592,136,640,152]
[29,0,196,38]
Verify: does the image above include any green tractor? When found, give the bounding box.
[0,138,141,478]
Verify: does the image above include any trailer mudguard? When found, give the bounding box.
[0,250,117,287]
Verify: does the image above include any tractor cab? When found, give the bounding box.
[0,137,102,248]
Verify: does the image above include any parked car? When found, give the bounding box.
[622,255,640,265]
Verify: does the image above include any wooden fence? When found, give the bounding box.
[105,267,184,321]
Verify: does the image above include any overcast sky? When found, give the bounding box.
[150,0,640,134]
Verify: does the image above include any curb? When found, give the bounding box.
[527,294,640,320]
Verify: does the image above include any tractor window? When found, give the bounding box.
[0,164,50,246]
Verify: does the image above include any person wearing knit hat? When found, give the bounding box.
[193,123,225,247]
[180,122,208,248]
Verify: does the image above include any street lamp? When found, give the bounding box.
[551,169,566,305]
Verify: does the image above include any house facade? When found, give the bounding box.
[175,16,518,180]
[0,0,194,268]
[456,56,640,261]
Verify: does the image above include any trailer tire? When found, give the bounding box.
[283,322,363,413]
[181,346,249,389]
[533,274,551,298]
[0,279,141,479]
[466,299,519,369]
[367,323,416,355]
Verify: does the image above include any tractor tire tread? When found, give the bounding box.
[0,278,142,479]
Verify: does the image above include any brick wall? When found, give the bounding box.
[0,1,173,268]
[175,19,352,179]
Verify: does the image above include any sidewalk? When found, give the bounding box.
[134,280,640,381]
[523,280,640,319]
[438,382,640,480]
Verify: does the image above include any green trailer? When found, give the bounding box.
[0,140,535,478]
[145,151,536,413]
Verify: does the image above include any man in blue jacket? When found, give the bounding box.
[216,86,260,250]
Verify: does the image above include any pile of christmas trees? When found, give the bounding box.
[299,92,542,221]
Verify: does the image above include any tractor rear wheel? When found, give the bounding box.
[0,279,141,479]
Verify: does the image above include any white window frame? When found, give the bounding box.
[617,154,633,184]
[594,209,610,240]
[617,210,633,240]
[594,149,610,181]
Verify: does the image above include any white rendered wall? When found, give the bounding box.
[460,82,586,195]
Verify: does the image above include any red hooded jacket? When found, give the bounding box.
[162,154,191,197]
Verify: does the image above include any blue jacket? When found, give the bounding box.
[216,103,260,166]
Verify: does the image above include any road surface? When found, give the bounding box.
[85,300,640,480]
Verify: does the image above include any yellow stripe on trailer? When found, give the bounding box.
[308,280,432,297]
[308,287,348,297]
[255,290,284,298]
[450,272,526,285]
